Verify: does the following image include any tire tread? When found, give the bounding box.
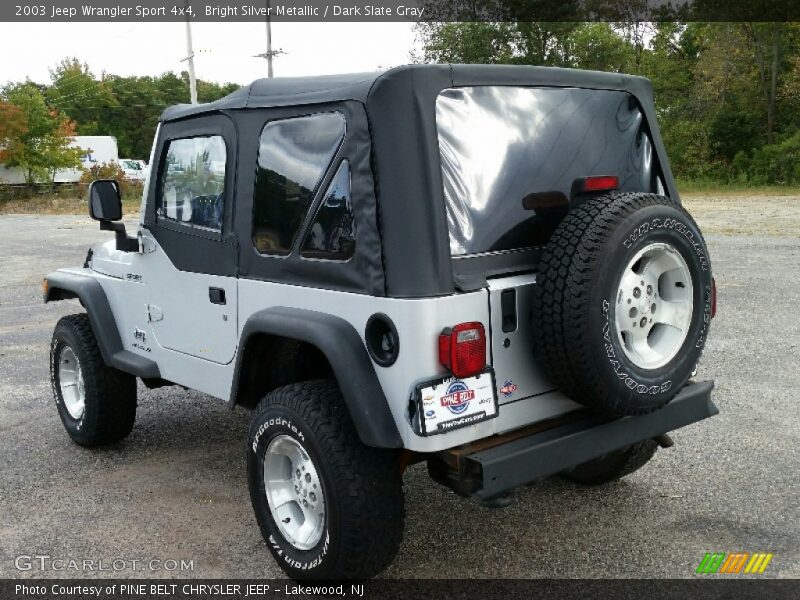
[51,313,136,446]
[561,440,659,485]
[251,380,404,579]
[532,193,704,414]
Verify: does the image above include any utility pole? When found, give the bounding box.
[265,0,273,78]
[253,0,284,76]
[182,0,198,103]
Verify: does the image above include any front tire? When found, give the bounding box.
[247,380,404,580]
[50,314,137,446]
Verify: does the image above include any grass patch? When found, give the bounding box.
[677,180,800,197]
[3,180,799,216]
[0,183,142,215]
[0,195,141,215]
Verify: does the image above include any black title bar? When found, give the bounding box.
[3,0,800,22]
[3,579,800,600]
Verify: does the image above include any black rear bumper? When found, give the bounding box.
[439,381,717,499]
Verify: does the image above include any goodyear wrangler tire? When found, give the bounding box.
[532,193,712,415]
[247,380,404,580]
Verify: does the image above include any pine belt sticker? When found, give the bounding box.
[500,380,517,398]
[416,371,498,436]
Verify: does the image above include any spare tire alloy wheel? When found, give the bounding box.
[533,193,713,416]
[615,242,693,370]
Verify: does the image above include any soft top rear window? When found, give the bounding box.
[436,86,663,256]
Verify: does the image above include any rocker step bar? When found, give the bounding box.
[432,381,717,500]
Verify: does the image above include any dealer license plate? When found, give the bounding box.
[414,370,498,436]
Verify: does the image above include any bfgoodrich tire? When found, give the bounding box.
[532,193,713,415]
[50,314,137,446]
[247,380,404,580]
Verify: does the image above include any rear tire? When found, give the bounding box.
[50,314,137,446]
[247,380,404,580]
[561,440,659,485]
[532,193,713,415]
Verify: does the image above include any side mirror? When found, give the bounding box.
[88,179,137,252]
[88,179,122,222]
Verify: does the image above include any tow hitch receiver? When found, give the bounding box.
[429,381,717,500]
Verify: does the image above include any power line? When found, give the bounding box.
[46,74,223,110]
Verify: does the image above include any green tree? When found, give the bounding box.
[1,82,82,185]
[570,23,632,72]
[413,22,519,64]
[104,75,161,158]
[414,22,583,66]
[0,101,27,158]
[47,58,118,135]
[742,23,800,144]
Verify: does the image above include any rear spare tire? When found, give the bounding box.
[532,193,712,415]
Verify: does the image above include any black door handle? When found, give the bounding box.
[209,287,226,305]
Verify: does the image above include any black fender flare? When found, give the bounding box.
[44,271,160,379]
[230,307,403,448]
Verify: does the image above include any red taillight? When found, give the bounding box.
[711,277,717,319]
[580,175,619,193]
[438,322,486,379]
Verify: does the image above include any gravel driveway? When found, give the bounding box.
[0,198,798,579]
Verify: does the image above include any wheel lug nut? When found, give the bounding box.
[633,287,641,298]
[305,473,311,483]
[651,303,657,313]
[303,499,308,508]
[629,307,638,318]
[640,317,647,328]
[310,492,316,502]
[295,469,301,478]
[647,285,653,295]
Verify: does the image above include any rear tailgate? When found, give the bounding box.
[487,273,555,403]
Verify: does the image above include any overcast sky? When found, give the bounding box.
[0,22,418,87]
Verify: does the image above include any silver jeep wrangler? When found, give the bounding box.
[44,64,717,580]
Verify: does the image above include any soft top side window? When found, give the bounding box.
[301,160,355,261]
[252,112,346,255]
[157,135,226,231]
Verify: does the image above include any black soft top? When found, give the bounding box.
[160,64,654,122]
[160,64,677,298]
[160,71,381,121]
